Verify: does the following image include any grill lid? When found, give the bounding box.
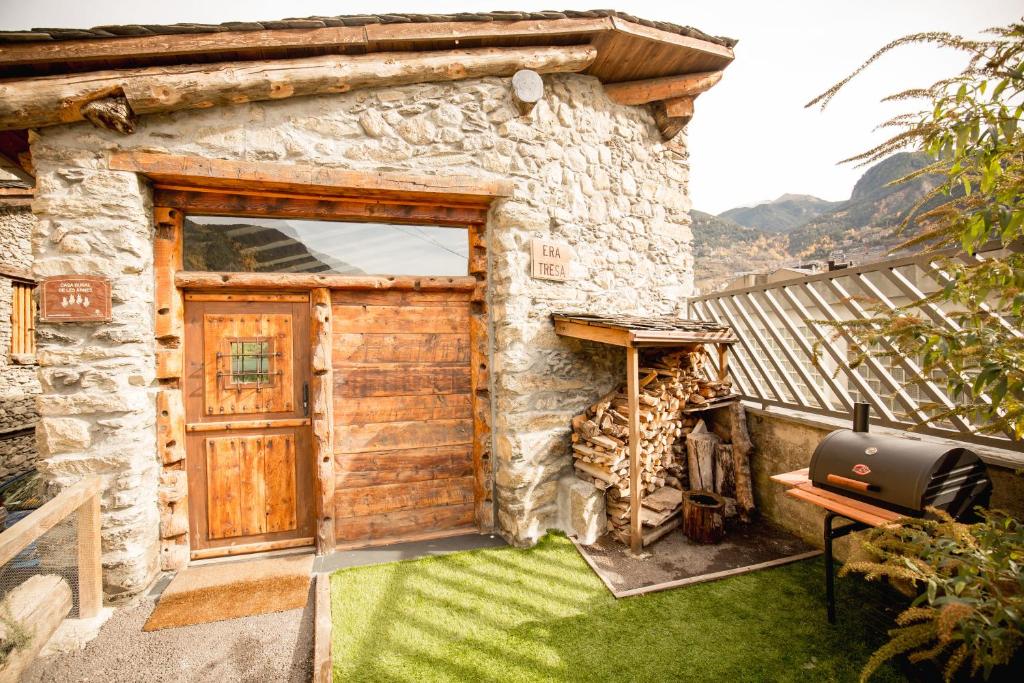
[808,430,990,515]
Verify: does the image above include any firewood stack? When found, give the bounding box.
[569,350,735,545]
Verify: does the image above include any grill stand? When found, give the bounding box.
[823,511,868,624]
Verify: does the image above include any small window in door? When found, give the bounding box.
[223,339,277,387]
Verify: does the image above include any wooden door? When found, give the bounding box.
[332,288,476,547]
[184,294,314,556]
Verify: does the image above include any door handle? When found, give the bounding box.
[302,382,309,416]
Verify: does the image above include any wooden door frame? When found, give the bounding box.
[151,172,497,567]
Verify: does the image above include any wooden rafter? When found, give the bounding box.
[604,70,724,105]
[0,45,597,132]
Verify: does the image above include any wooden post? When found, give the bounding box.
[313,573,333,683]
[717,343,729,383]
[76,491,102,618]
[626,345,642,554]
[310,288,335,555]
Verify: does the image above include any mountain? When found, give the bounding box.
[720,194,840,233]
[785,152,939,260]
[694,152,942,292]
[690,211,791,289]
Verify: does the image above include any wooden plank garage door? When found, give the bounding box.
[332,289,475,546]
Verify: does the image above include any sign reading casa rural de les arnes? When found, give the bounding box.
[531,238,574,282]
[39,275,113,323]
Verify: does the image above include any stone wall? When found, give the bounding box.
[0,205,40,481]
[30,72,695,592]
[745,407,1024,560]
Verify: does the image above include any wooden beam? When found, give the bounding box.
[76,490,103,618]
[553,319,631,347]
[0,25,367,70]
[626,345,642,555]
[364,17,610,49]
[605,70,723,105]
[0,45,598,132]
[651,100,691,141]
[175,271,477,292]
[313,573,333,683]
[609,17,735,61]
[0,477,102,567]
[663,96,695,119]
[119,151,514,206]
[153,188,490,228]
[510,69,544,116]
[310,287,335,555]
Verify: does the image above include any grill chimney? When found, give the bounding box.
[852,402,870,433]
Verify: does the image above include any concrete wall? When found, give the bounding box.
[746,407,1024,559]
[29,72,696,593]
[0,205,40,481]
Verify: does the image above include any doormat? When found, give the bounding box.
[575,518,820,598]
[143,553,314,631]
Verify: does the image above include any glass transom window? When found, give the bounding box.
[183,215,468,276]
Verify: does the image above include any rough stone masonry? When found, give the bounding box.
[0,205,41,481]
[30,72,696,594]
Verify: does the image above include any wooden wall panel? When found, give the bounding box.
[336,419,471,453]
[335,477,475,519]
[333,333,470,364]
[334,366,470,398]
[332,305,469,334]
[333,394,470,425]
[334,504,476,545]
[334,445,473,488]
[264,434,298,533]
[332,288,476,546]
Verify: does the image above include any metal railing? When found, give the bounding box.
[687,248,1022,452]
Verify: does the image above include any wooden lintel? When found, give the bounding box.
[605,70,724,105]
[153,188,489,228]
[0,45,597,132]
[553,319,631,347]
[118,152,513,205]
[175,271,477,292]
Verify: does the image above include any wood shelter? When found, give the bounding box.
[553,313,738,553]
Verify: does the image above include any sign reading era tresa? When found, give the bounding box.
[39,276,112,323]
[530,238,574,282]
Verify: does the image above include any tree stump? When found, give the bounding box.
[681,490,725,544]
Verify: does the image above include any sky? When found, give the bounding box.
[1,1,1020,214]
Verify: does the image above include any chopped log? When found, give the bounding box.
[642,485,681,512]
[0,575,72,681]
[510,69,544,115]
[605,70,724,105]
[730,401,756,520]
[0,45,598,132]
[686,421,719,491]
[643,511,682,546]
[681,490,725,544]
[714,443,736,498]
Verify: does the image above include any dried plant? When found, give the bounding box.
[840,508,1023,681]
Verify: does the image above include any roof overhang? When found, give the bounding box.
[0,14,734,81]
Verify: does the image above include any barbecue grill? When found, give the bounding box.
[801,403,992,622]
[809,403,992,519]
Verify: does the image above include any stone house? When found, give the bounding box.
[0,10,736,597]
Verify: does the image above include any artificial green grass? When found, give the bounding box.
[330,533,908,682]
